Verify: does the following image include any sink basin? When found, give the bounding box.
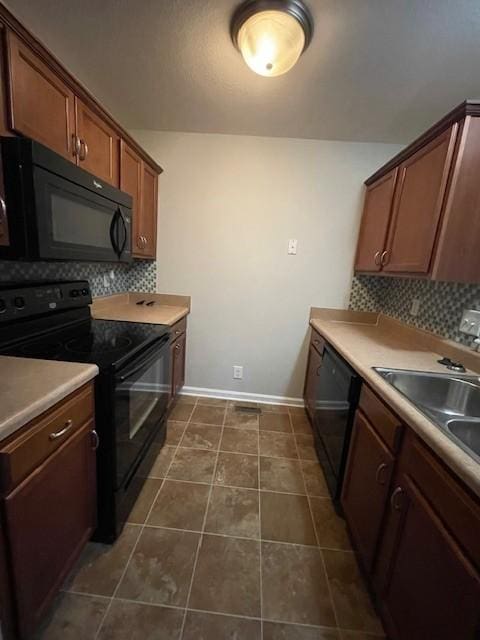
[446,419,480,458]
[374,367,480,464]
[377,369,480,417]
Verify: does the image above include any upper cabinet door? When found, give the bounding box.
[138,162,158,259]
[6,31,76,160]
[354,169,397,272]
[120,140,142,251]
[383,125,457,274]
[75,98,119,186]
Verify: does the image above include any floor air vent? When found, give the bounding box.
[234,405,262,414]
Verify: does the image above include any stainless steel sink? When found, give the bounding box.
[446,419,480,458]
[374,368,480,463]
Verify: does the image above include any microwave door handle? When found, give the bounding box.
[117,334,170,382]
[117,208,128,256]
[109,209,120,257]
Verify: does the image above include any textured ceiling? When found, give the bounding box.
[4,0,480,143]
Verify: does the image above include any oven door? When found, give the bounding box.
[113,334,170,489]
[33,166,132,262]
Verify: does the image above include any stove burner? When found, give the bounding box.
[66,335,132,354]
[20,341,63,359]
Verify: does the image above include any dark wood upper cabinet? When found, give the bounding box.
[354,169,397,272]
[138,161,158,259]
[6,31,76,160]
[432,116,480,283]
[341,409,394,573]
[75,98,119,186]
[383,125,457,273]
[120,140,142,246]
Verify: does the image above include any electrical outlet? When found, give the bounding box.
[459,309,480,337]
[233,365,243,380]
[410,298,421,316]
[103,274,110,288]
[288,239,297,255]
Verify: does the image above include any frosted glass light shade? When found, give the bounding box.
[237,10,305,77]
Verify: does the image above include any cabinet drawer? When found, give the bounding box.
[171,316,187,341]
[310,327,325,355]
[0,383,94,491]
[402,432,480,569]
[359,385,403,453]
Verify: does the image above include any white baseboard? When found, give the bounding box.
[180,385,305,408]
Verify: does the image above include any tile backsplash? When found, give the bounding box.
[349,275,480,345]
[0,260,156,297]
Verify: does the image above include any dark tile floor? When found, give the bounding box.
[36,397,385,640]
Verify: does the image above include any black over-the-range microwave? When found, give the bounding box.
[0,136,132,262]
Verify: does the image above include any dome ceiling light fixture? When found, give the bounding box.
[231,0,314,77]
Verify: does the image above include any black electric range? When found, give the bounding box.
[0,280,171,542]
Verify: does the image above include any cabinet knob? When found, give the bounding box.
[374,250,381,265]
[380,250,390,266]
[390,486,404,511]
[175,343,181,350]
[375,462,389,485]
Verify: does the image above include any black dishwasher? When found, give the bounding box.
[312,344,361,509]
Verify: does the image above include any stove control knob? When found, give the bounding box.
[70,289,79,297]
[13,296,25,309]
[81,288,89,296]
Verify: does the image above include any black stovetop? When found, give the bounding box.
[1,315,169,371]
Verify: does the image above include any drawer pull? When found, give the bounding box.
[175,343,181,350]
[49,419,73,440]
[390,486,404,511]
[175,330,181,335]
[91,430,100,450]
[375,462,389,485]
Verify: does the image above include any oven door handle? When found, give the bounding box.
[116,334,170,382]
[109,209,120,257]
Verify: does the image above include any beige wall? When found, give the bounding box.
[132,131,401,401]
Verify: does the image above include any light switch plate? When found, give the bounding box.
[288,239,297,255]
[459,309,480,337]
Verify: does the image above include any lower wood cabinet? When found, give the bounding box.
[341,409,394,573]
[169,317,187,404]
[374,431,480,640]
[0,383,97,639]
[342,383,480,640]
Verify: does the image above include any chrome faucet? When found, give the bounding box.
[472,338,480,352]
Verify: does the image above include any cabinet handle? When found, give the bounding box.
[175,343,181,350]
[143,235,148,247]
[49,419,73,440]
[390,486,404,511]
[0,197,6,236]
[316,365,322,376]
[72,134,81,157]
[79,139,88,161]
[137,235,144,249]
[313,339,321,345]
[374,250,381,265]
[375,462,389,485]
[91,429,99,450]
[381,250,390,266]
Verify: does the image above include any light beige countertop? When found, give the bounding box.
[310,308,480,498]
[0,356,98,443]
[91,292,190,326]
